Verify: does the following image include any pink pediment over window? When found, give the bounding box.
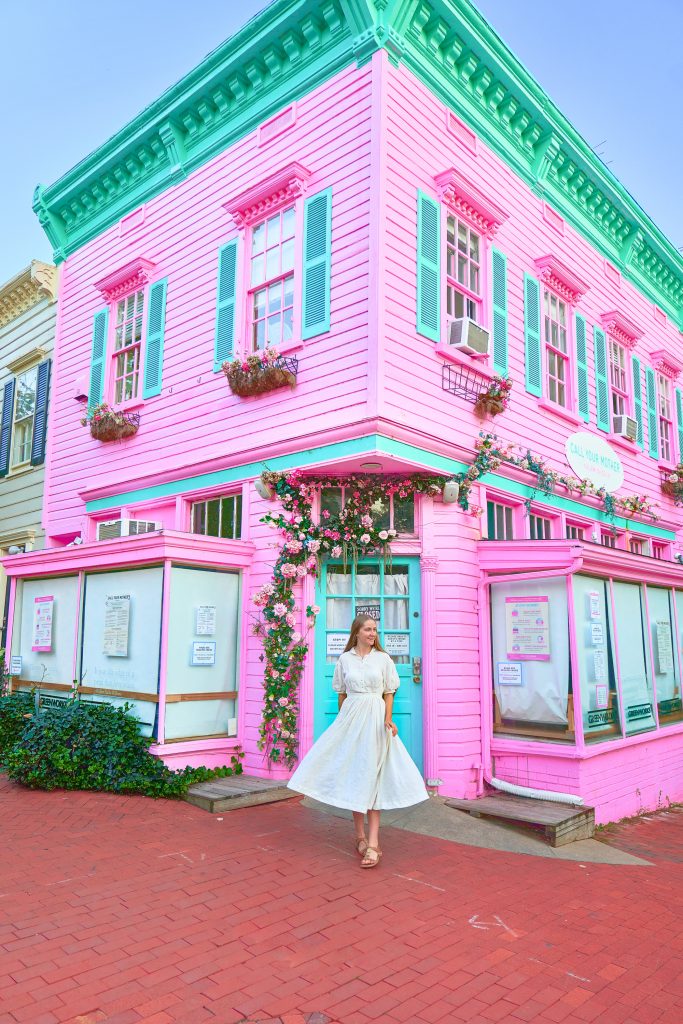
[533,254,588,307]
[650,348,683,381]
[433,168,509,239]
[224,161,312,229]
[94,258,157,302]
[600,310,644,350]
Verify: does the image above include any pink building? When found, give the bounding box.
[5,0,683,823]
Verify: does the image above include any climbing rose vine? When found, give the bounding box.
[254,470,448,766]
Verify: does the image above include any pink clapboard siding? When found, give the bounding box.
[379,58,682,514]
[46,63,374,539]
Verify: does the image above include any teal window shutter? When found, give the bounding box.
[143,278,168,398]
[593,326,609,432]
[0,379,15,478]
[302,187,332,339]
[523,274,542,396]
[491,248,508,374]
[30,359,52,466]
[676,388,683,461]
[632,356,644,449]
[214,240,238,371]
[645,366,659,459]
[88,307,109,407]
[575,313,589,423]
[416,190,440,341]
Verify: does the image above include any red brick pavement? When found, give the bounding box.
[1,774,682,1024]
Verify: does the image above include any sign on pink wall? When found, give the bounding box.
[505,596,550,661]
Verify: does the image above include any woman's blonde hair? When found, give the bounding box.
[344,615,385,653]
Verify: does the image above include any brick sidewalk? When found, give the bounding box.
[1,775,682,1024]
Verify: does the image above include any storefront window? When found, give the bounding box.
[490,578,573,741]
[650,587,683,724]
[610,581,656,735]
[572,575,621,743]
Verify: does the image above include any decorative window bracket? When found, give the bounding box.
[224,161,312,229]
[650,348,683,382]
[433,167,509,239]
[600,310,643,350]
[94,258,157,302]
[534,254,588,306]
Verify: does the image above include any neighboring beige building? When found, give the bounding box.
[0,261,57,646]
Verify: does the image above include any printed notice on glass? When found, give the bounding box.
[593,650,607,682]
[195,605,217,636]
[656,620,674,673]
[505,596,550,661]
[591,623,604,647]
[103,594,131,657]
[355,603,380,621]
[326,633,347,656]
[588,591,601,620]
[10,655,22,675]
[497,662,523,686]
[31,596,54,652]
[384,634,410,656]
[595,683,609,710]
[191,641,216,667]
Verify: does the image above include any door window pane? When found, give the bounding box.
[648,587,682,724]
[572,575,621,743]
[611,581,656,735]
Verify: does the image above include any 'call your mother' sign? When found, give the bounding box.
[565,432,624,493]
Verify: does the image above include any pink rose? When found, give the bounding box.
[307,539,321,553]
[273,603,287,617]
[296,565,308,577]
[310,604,320,616]
[378,530,389,541]
[291,631,302,644]
[286,540,303,553]
[331,545,342,557]
[278,697,289,707]
[286,613,296,627]
[281,563,298,578]
[360,534,371,544]
[361,514,373,528]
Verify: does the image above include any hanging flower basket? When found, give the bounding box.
[81,404,140,442]
[223,349,298,397]
[661,467,683,505]
[473,375,512,418]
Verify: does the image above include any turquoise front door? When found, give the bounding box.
[313,558,423,772]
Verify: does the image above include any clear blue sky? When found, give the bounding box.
[1,1,681,286]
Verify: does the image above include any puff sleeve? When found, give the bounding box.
[332,655,347,693]
[382,654,400,694]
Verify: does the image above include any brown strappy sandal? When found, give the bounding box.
[360,846,382,868]
[355,836,369,857]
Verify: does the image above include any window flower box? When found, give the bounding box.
[473,375,512,418]
[81,403,140,442]
[223,349,298,397]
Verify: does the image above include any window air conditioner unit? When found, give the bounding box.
[448,317,490,355]
[612,415,638,442]
[96,519,161,541]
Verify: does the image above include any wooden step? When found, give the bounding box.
[184,773,299,813]
[446,793,595,847]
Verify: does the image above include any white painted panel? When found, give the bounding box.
[11,576,79,685]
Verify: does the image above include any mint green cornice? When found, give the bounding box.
[34,0,683,324]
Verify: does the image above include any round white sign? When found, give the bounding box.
[565,432,624,493]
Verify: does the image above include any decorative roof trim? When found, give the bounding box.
[93,258,157,302]
[533,254,588,307]
[650,349,683,381]
[6,347,48,375]
[224,161,312,228]
[0,261,57,329]
[433,167,508,239]
[600,310,643,350]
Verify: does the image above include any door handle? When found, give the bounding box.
[412,656,422,684]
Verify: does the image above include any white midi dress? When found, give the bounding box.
[287,648,429,812]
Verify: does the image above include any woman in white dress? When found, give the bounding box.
[287,615,428,868]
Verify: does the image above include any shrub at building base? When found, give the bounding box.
[0,692,33,764]
[4,700,243,798]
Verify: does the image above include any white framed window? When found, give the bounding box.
[657,373,675,463]
[529,514,552,539]
[487,501,515,540]
[446,215,482,323]
[629,537,645,555]
[566,523,585,541]
[609,339,630,421]
[191,493,242,539]
[543,289,570,408]
[248,207,296,351]
[10,366,38,468]
[111,289,145,404]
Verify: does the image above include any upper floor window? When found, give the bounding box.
[191,493,242,539]
[629,537,645,556]
[529,514,551,540]
[320,488,415,536]
[11,366,38,468]
[249,206,296,351]
[112,289,145,404]
[566,523,585,540]
[446,216,481,323]
[543,289,570,408]
[487,501,514,540]
[609,339,629,421]
[657,373,674,463]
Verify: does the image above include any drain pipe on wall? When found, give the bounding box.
[477,560,585,807]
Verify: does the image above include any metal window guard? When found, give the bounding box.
[276,354,298,376]
[441,363,490,403]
